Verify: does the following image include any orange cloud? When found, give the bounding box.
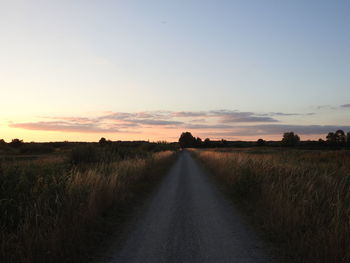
[5,110,348,142]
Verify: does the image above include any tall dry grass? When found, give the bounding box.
[194,149,350,263]
[0,151,175,263]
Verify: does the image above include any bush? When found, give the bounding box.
[256,138,265,146]
[9,139,23,148]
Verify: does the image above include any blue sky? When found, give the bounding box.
[1,0,349,141]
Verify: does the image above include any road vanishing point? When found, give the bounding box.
[106,151,276,263]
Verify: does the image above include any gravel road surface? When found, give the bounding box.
[107,151,275,263]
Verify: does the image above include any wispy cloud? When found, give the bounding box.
[219,114,278,123]
[10,109,337,139]
[315,104,350,110]
[235,124,350,136]
[128,119,183,126]
[316,105,336,110]
[10,121,122,133]
[183,123,234,129]
[204,124,350,137]
[172,111,207,117]
[99,111,172,121]
[267,112,314,116]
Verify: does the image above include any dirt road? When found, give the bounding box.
[106,151,275,263]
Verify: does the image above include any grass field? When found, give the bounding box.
[0,143,177,263]
[194,148,350,263]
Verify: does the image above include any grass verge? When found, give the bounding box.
[1,151,177,263]
[193,149,350,263]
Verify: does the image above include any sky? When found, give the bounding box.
[1,0,350,142]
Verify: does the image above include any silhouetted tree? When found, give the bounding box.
[0,139,5,145]
[281,132,300,146]
[221,139,228,147]
[257,138,265,146]
[99,137,107,146]
[10,139,23,148]
[327,130,346,146]
[195,137,202,147]
[179,132,197,148]
[326,132,336,145]
[335,130,346,145]
[203,138,211,147]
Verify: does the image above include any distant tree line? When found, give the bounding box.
[0,138,179,156]
[178,132,229,148]
[1,129,349,153]
[178,130,350,148]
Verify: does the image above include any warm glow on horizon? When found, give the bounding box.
[0,125,329,143]
[1,1,349,141]
[0,110,342,142]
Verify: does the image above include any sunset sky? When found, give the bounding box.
[1,0,350,142]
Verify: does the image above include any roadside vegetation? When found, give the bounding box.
[179,129,350,149]
[1,129,349,262]
[0,140,177,263]
[193,148,350,263]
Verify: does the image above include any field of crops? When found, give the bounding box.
[0,142,176,263]
[194,148,350,263]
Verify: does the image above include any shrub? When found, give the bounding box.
[9,139,23,148]
[256,138,265,146]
